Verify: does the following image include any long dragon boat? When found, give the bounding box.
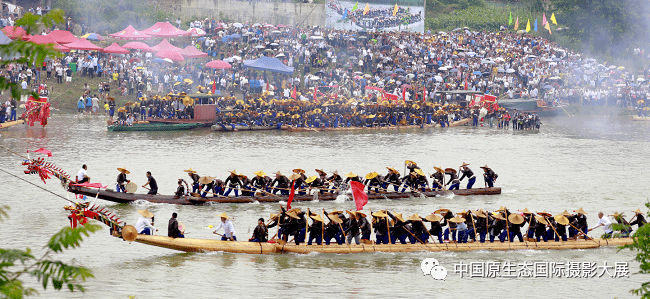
[107,123,201,132]
[210,124,289,131]
[286,118,472,132]
[67,185,501,205]
[65,200,633,255]
[0,119,25,129]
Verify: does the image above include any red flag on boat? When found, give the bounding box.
[212,80,216,94]
[422,86,427,102]
[287,180,296,210]
[28,148,52,157]
[464,76,468,90]
[72,182,107,189]
[402,87,406,100]
[291,86,297,100]
[350,181,368,211]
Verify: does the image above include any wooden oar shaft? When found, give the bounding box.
[568,222,595,241]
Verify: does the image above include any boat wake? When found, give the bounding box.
[130,199,167,206]
[335,194,350,203]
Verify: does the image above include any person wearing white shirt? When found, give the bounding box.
[135,209,157,235]
[77,164,89,183]
[213,212,236,241]
[589,212,613,237]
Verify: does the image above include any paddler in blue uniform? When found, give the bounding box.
[251,170,268,194]
[383,167,401,191]
[458,162,476,189]
[184,168,201,193]
[223,169,242,197]
[270,171,290,195]
[364,172,382,193]
[116,167,130,192]
[481,165,498,188]
[445,168,460,190]
[430,167,445,190]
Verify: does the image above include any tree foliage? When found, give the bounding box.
[0,12,100,298]
[51,0,178,34]
[620,202,650,298]
[549,0,650,59]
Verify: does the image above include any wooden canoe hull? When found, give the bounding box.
[107,123,200,131]
[0,119,25,129]
[132,235,632,254]
[67,185,501,205]
[632,116,650,121]
[287,118,471,132]
[210,124,287,131]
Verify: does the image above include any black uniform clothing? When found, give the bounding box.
[224,174,241,187]
[630,215,647,228]
[271,176,290,188]
[168,217,180,238]
[345,218,360,237]
[147,176,158,194]
[359,217,371,237]
[175,184,185,196]
[189,173,200,185]
[459,168,474,181]
[117,173,128,186]
[251,224,268,242]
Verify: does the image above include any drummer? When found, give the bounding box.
[116,167,130,193]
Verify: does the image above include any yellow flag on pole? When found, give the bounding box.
[544,22,551,35]
[393,3,398,16]
[363,3,369,15]
[550,13,557,25]
[525,19,531,32]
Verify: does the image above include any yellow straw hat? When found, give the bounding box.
[217,212,230,218]
[137,209,154,218]
[117,167,130,174]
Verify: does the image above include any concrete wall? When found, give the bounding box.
[178,0,325,27]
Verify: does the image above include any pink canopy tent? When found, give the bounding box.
[141,22,190,38]
[155,49,184,62]
[122,42,154,52]
[103,43,130,54]
[64,38,104,51]
[2,26,31,40]
[27,35,68,51]
[205,60,232,69]
[108,25,151,40]
[46,30,78,44]
[150,38,183,52]
[180,46,208,58]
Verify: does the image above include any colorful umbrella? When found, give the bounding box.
[81,33,105,41]
[187,28,206,37]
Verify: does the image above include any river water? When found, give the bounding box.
[1,114,649,298]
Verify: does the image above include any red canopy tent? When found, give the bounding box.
[64,38,104,51]
[180,46,208,58]
[122,42,154,52]
[141,22,190,38]
[155,49,184,62]
[150,38,183,52]
[103,43,130,54]
[46,30,78,44]
[27,35,68,51]
[108,25,152,40]
[2,26,31,40]
[205,60,232,69]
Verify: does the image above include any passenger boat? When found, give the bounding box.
[148,118,213,127]
[127,232,631,254]
[107,123,201,132]
[67,185,501,205]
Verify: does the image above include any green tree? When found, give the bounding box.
[0,11,99,298]
[620,202,650,298]
[549,0,650,59]
[0,206,100,298]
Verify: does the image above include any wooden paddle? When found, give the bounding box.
[568,222,597,243]
[142,186,160,195]
[544,216,562,242]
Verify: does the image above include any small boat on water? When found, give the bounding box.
[210,124,288,131]
[67,185,501,205]
[126,231,631,254]
[107,123,201,132]
[0,119,25,129]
